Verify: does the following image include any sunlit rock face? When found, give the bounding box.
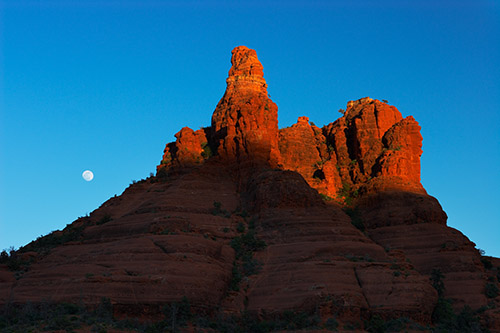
[279,97,425,199]
[210,46,280,167]
[158,127,209,171]
[157,46,280,171]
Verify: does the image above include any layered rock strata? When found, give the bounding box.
[2,46,499,331]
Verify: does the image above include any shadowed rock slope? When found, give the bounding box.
[1,46,499,332]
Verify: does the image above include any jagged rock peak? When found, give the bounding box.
[210,46,280,167]
[225,45,268,95]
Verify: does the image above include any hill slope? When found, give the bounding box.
[1,46,499,332]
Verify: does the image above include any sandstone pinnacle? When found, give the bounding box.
[210,46,280,167]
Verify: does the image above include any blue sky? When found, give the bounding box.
[1,0,499,257]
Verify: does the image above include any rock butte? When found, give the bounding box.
[1,46,499,331]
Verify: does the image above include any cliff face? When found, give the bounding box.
[278,97,425,200]
[158,46,280,172]
[2,46,499,331]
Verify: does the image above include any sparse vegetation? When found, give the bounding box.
[236,222,245,233]
[433,302,487,332]
[430,268,445,296]
[201,142,213,159]
[0,297,198,332]
[427,268,490,332]
[313,160,325,169]
[343,207,364,231]
[365,314,385,333]
[485,282,499,298]
[337,181,359,206]
[229,217,267,291]
[231,230,266,259]
[320,193,334,201]
[211,201,231,218]
[324,317,338,330]
[481,257,493,270]
[96,213,112,225]
[13,224,85,257]
[156,166,169,180]
[345,254,373,262]
[0,247,31,274]
[389,144,402,151]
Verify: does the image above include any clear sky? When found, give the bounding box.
[1,0,499,257]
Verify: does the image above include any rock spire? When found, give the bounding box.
[210,46,280,167]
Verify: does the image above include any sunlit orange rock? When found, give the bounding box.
[279,116,340,197]
[317,97,425,199]
[157,127,209,172]
[210,46,280,167]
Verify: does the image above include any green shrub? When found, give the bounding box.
[229,225,266,290]
[156,167,169,180]
[231,231,266,258]
[236,222,245,233]
[343,207,364,231]
[201,142,213,159]
[236,209,249,218]
[1,248,31,273]
[481,257,493,270]
[163,296,191,329]
[337,182,358,206]
[241,254,262,276]
[96,214,112,225]
[432,297,455,325]
[211,201,230,218]
[324,317,339,330]
[19,225,85,255]
[230,262,242,291]
[320,193,333,201]
[430,268,445,296]
[485,282,499,298]
[365,314,386,333]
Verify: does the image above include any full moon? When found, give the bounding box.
[82,170,94,182]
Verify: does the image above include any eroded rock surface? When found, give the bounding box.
[2,46,499,331]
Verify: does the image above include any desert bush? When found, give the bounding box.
[343,207,364,231]
[96,214,112,225]
[481,257,493,270]
[485,282,499,298]
[430,268,445,296]
[365,314,386,333]
[201,142,213,159]
[236,222,245,233]
[324,317,339,330]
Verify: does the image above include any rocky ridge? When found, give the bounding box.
[1,46,499,332]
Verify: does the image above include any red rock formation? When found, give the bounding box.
[317,97,424,200]
[241,170,437,323]
[210,46,280,167]
[279,116,340,197]
[157,127,210,172]
[2,46,499,332]
[356,191,490,310]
